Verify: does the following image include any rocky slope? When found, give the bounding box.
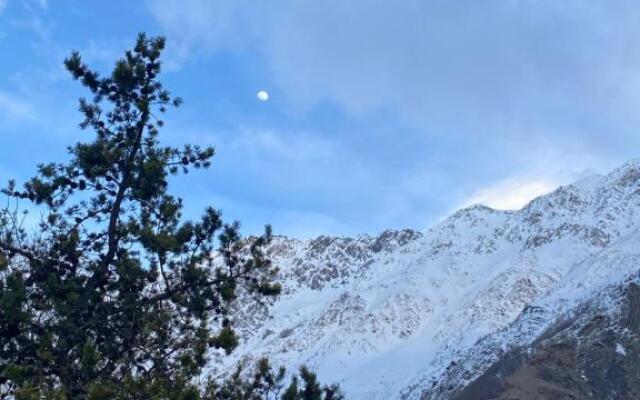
[450,281,640,400]
[208,160,640,399]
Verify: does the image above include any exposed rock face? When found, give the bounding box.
[209,160,640,400]
[452,282,640,400]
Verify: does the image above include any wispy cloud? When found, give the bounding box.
[463,178,558,211]
[147,1,640,127]
[2,0,635,237]
[170,127,376,206]
[148,1,640,169]
[143,1,640,236]
[146,0,265,68]
[0,91,35,120]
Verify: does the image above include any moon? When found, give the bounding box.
[257,90,269,102]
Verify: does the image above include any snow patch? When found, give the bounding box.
[616,343,627,356]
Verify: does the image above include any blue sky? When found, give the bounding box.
[1,0,639,237]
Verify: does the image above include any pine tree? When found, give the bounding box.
[202,359,344,400]
[0,34,282,399]
[281,377,299,400]
[280,366,343,400]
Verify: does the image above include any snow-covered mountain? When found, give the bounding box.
[209,160,640,399]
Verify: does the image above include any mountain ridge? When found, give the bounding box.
[209,160,640,399]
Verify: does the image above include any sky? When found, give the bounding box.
[0,0,639,238]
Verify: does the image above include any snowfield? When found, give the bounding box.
[208,160,640,399]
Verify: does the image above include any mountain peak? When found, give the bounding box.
[605,158,640,189]
[213,160,640,399]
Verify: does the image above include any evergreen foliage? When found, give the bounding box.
[0,34,288,399]
[203,359,343,400]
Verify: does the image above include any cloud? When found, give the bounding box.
[222,201,351,239]
[148,0,640,177]
[164,126,458,234]
[149,1,640,137]
[456,139,613,211]
[0,91,35,120]
[463,177,558,211]
[147,0,640,234]
[171,127,376,208]
[147,0,267,67]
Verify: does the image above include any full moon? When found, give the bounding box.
[257,90,269,102]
